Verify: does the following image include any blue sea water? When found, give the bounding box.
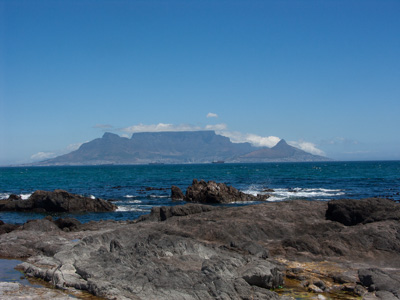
[0,161,399,224]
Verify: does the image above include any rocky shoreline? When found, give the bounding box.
[0,183,399,299]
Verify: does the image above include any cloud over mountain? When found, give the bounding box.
[118,123,325,156]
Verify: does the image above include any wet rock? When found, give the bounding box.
[7,194,22,201]
[0,190,117,212]
[313,280,326,291]
[170,185,185,200]
[185,179,268,204]
[308,284,323,293]
[0,282,75,299]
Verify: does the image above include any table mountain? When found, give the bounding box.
[35,131,331,165]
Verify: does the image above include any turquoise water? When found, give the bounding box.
[1,161,399,224]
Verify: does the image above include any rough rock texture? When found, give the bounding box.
[185,179,268,203]
[0,190,117,212]
[171,185,185,200]
[326,197,400,226]
[139,203,221,222]
[0,282,75,299]
[0,220,20,234]
[358,268,400,298]
[0,198,399,299]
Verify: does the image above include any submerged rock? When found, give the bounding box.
[0,190,117,212]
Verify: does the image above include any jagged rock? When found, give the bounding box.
[0,190,117,212]
[326,197,400,226]
[185,179,268,204]
[171,185,185,200]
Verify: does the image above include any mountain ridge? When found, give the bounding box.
[34,131,331,165]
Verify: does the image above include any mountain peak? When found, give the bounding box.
[102,132,120,139]
[272,139,289,149]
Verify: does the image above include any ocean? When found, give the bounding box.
[1,161,399,224]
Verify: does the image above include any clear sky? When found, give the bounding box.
[1,0,399,165]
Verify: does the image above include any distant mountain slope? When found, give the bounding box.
[35,131,331,166]
[236,139,330,162]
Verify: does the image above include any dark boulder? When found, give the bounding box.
[0,190,117,213]
[0,220,20,234]
[54,217,82,231]
[139,203,220,222]
[326,198,400,226]
[171,185,185,200]
[185,179,268,204]
[358,268,400,297]
[8,194,22,201]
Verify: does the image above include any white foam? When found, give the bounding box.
[116,206,149,212]
[125,200,142,204]
[243,187,344,201]
[90,195,96,199]
[149,195,169,198]
[0,193,10,200]
[20,193,32,200]
[124,195,137,198]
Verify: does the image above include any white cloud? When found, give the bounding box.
[205,123,227,131]
[66,142,84,152]
[122,123,202,134]
[217,131,281,148]
[288,140,325,156]
[206,112,218,118]
[31,152,56,161]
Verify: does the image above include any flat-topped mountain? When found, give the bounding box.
[35,131,331,165]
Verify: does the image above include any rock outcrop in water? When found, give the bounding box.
[1,197,399,299]
[0,190,117,212]
[185,179,269,203]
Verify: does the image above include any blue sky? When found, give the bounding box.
[1,0,399,165]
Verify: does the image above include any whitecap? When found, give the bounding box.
[116,206,149,212]
[20,193,32,200]
[125,200,142,204]
[0,193,10,200]
[124,195,137,198]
